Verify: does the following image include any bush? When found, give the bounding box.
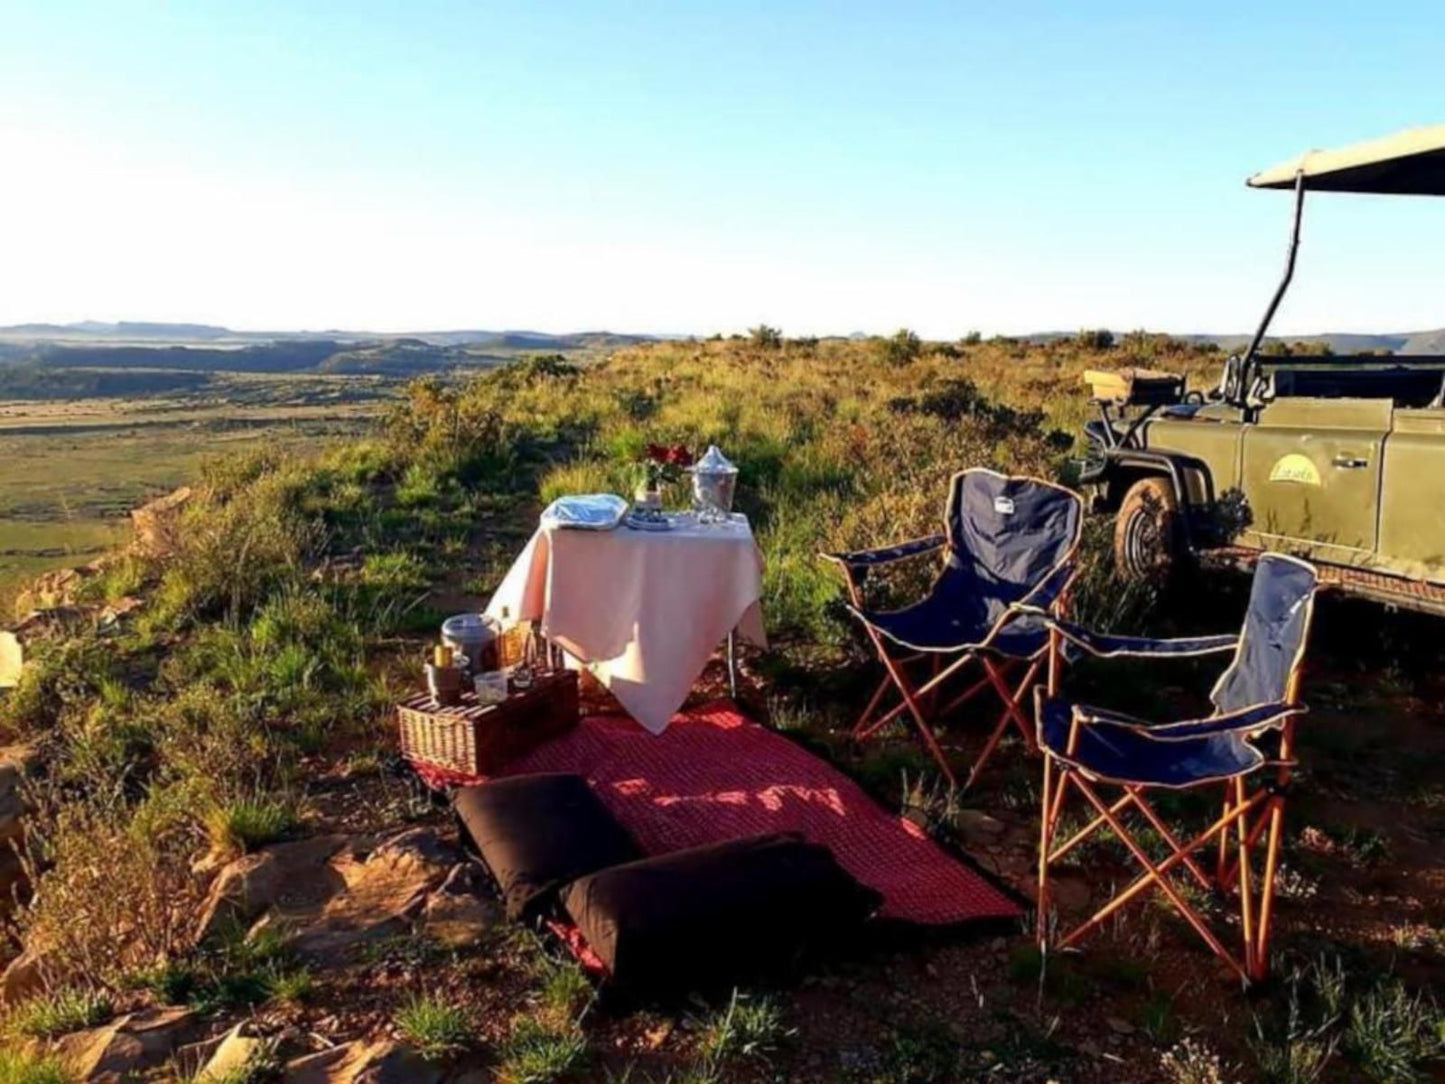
[748,325,782,350]
[395,993,471,1061]
[204,795,300,858]
[1076,328,1115,350]
[876,328,922,367]
[3,987,113,1039]
[147,465,323,627]
[0,1049,74,1084]
[496,1015,589,1084]
[1344,979,1443,1081]
[16,793,203,990]
[695,990,791,1065]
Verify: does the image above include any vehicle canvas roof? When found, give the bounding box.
[1247,125,1445,196]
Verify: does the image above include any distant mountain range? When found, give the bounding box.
[1026,329,1445,355]
[1182,329,1445,355]
[0,322,661,380]
[0,322,1442,379]
[0,321,657,352]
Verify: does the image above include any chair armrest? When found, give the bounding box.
[1074,699,1303,739]
[1148,701,1304,739]
[821,535,945,568]
[1049,619,1238,659]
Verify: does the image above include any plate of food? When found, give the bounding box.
[540,494,630,531]
[623,510,679,531]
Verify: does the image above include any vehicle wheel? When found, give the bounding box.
[1114,477,1181,581]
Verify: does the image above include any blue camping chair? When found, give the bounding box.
[822,469,1084,788]
[1033,553,1319,984]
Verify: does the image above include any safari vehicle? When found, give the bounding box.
[1082,126,1445,616]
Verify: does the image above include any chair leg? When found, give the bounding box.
[965,658,1041,789]
[983,657,1037,745]
[1217,782,1233,886]
[1125,787,1213,893]
[1056,776,1269,984]
[1253,792,1288,982]
[939,671,993,717]
[855,652,973,743]
[1234,776,1257,977]
[852,674,896,740]
[866,628,958,788]
[1037,751,1055,945]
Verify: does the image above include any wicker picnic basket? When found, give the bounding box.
[397,669,579,776]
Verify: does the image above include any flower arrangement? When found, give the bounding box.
[638,443,693,491]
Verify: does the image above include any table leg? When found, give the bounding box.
[727,630,738,701]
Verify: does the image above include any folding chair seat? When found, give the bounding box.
[858,585,1052,658]
[822,469,1084,789]
[1034,552,1319,984]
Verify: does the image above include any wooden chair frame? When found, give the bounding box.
[1035,629,1306,984]
[830,554,1068,790]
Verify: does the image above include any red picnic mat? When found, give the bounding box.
[444,701,1022,927]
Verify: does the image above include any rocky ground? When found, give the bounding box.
[5,627,1441,1083]
[1,481,1442,1082]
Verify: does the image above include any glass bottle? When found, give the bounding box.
[497,605,526,672]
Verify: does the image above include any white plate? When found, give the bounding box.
[624,512,679,531]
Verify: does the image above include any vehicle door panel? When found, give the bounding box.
[1378,409,1445,584]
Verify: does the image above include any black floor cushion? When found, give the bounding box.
[562,832,883,997]
[453,773,640,921]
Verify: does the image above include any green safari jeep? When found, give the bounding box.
[1082,126,1445,615]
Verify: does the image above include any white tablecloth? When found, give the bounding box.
[485,513,767,734]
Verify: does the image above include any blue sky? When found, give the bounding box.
[2,1,1443,336]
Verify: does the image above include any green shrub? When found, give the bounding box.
[394,993,471,1061]
[395,462,445,508]
[1077,328,1116,350]
[876,328,923,367]
[16,794,202,990]
[205,795,300,857]
[496,1015,589,1084]
[1344,979,1443,1081]
[4,987,113,1039]
[0,1049,74,1084]
[266,966,315,1006]
[695,990,790,1065]
[748,325,782,349]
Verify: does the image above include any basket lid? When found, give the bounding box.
[442,613,496,638]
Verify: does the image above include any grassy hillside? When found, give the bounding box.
[1,335,1440,1083]
[0,372,395,616]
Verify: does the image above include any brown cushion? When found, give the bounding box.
[561,832,882,997]
[453,773,640,921]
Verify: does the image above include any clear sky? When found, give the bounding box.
[2,1,1443,338]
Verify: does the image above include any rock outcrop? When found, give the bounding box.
[195,828,462,961]
[283,1038,441,1084]
[50,1007,197,1083]
[421,861,502,949]
[130,485,192,558]
[0,944,47,1006]
[194,834,357,945]
[192,1022,273,1083]
[0,630,21,688]
[12,566,88,617]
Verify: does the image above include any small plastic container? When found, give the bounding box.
[473,670,509,705]
[442,614,500,675]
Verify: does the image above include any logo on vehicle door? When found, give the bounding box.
[1268,453,1321,486]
